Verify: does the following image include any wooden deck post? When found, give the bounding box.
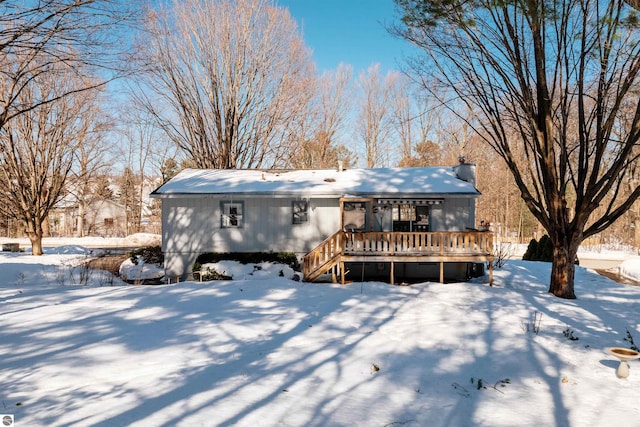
[489,261,493,286]
[390,261,395,285]
[439,261,444,284]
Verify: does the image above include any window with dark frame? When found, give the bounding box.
[292,200,309,224]
[392,204,416,221]
[416,206,429,224]
[391,203,430,232]
[221,201,244,228]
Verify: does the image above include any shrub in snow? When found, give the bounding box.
[522,235,553,262]
[128,246,163,266]
[192,252,301,281]
[56,255,93,286]
[193,252,299,271]
[199,260,296,281]
[563,327,579,341]
[120,246,164,284]
[198,267,232,281]
[493,242,514,268]
[522,239,538,261]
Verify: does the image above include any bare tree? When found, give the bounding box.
[67,99,113,237]
[392,76,414,164]
[356,64,400,167]
[0,65,103,255]
[395,81,444,167]
[395,0,640,298]
[0,0,135,129]
[133,0,315,169]
[117,166,141,236]
[115,106,173,235]
[288,64,354,169]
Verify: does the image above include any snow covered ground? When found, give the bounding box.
[620,256,640,283]
[1,243,640,426]
[0,233,161,251]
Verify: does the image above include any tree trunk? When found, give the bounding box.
[78,201,86,238]
[28,233,44,256]
[43,217,51,238]
[548,244,578,299]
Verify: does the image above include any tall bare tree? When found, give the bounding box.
[392,76,414,164]
[0,65,104,255]
[0,0,134,129]
[115,106,173,235]
[133,0,315,169]
[356,64,400,167]
[395,0,640,298]
[288,64,354,169]
[66,96,114,237]
[117,166,141,236]
[395,82,444,167]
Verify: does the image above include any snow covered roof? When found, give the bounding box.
[150,166,480,199]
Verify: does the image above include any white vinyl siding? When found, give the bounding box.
[160,195,475,278]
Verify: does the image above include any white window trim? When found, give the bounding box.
[221,201,244,228]
[292,200,309,224]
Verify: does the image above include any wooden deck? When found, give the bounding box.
[303,231,494,285]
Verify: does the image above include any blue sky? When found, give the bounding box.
[277,0,418,74]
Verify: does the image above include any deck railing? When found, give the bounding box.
[303,230,494,281]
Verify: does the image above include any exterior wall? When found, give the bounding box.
[48,200,127,237]
[84,200,127,237]
[161,194,478,279]
[430,198,475,231]
[162,196,340,278]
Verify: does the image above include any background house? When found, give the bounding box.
[151,163,489,282]
[49,198,127,237]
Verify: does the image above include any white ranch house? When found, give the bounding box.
[150,163,494,284]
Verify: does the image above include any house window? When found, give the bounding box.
[343,202,367,231]
[221,201,244,228]
[415,206,430,231]
[292,201,308,224]
[392,204,430,231]
[104,218,114,228]
[392,204,416,221]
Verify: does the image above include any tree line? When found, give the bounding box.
[1,0,639,299]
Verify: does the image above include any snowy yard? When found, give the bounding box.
[1,244,640,426]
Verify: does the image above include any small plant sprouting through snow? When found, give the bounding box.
[471,377,484,390]
[563,327,579,341]
[493,242,514,268]
[451,382,471,397]
[470,377,511,393]
[624,328,639,351]
[522,311,542,335]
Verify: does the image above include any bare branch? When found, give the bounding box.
[395,0,640,298]
[132,0,315,169]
